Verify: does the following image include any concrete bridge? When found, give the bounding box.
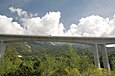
[0,34,115,71]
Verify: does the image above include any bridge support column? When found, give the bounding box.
[0,41,6,58]
[92,44,100,68]
[100,44,110,71]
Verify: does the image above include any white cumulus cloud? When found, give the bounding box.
[9,7,38,21]
[23,12,65,35]
[67,15,115,37]
[0,15,23,34]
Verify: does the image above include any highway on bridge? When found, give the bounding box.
[0,34,115,71]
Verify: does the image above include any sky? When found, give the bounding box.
[0,0,115,37]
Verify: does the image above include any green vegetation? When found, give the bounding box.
[0,42,115,76]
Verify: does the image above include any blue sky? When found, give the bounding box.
[1,0,115,28]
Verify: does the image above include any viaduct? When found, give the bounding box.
[0,34,115,71]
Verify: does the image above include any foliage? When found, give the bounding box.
[0,45,22,76]
[111,56,115,70]
[0,43,115,76]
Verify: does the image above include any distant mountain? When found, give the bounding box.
[7,42,115,58]
[23,42,115,52]
[28,42,68,46]
[107,47,115,51]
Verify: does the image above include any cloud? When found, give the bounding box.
[23,12,65,35]
[9,7,38,21]
[0,15,23,34]
[67,15,115,37]
[1,7,65,36]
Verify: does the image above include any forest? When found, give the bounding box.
[0,42,115,76]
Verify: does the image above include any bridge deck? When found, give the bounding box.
[0,34,115,44]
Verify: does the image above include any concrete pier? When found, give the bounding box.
[93,44,101,68]
[0,41,6,58]
[100,44,110,71]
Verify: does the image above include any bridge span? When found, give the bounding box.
[0,34,115,71]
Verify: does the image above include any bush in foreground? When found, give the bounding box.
[0,44,115,76]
